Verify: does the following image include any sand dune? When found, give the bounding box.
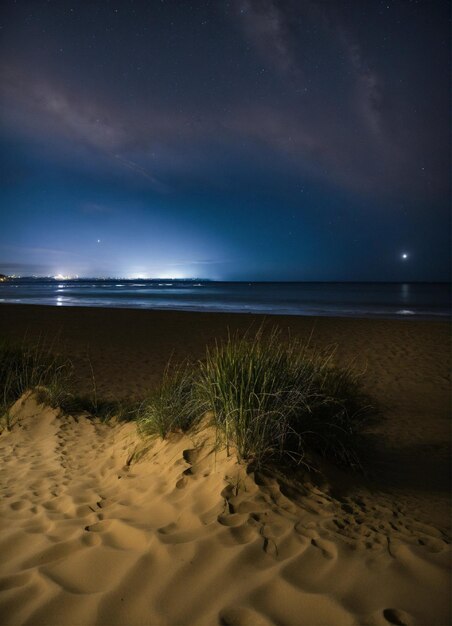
[1,391,450,626]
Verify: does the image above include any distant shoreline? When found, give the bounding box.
[1,277,451,283]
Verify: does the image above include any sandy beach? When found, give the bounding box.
[0,304,450,626]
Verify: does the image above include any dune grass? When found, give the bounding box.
[139,328,373,471]
[0,338,137,427]
[197,329,371,470]
[137,361,198,438]
[0,338,73,427]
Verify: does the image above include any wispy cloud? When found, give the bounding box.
[114,155,168,192]
[0,6,445,202]
[0,261,54,275]
[0,69,180,191]
[0,244,75,256]
[227,1,412,193]
[235,0,296,75]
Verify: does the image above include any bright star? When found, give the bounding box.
[401,252,408,260]
[97,239,101,243]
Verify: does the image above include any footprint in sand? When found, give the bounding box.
[217,513,248,528]
[382,607,412,626]
[310,537,337,559]
[182,448,200,464]
[157,521,179,535]
[262,536,278,557]
[417,536,445,553]
[217,523,257,547]
[9,500,27,511]
[84,519,110,533]
[175,476,188,489]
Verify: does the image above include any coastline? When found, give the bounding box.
[0,279,449,321]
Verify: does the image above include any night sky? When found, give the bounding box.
[0,0,450,281]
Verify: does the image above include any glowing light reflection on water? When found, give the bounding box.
[0,280,449,320]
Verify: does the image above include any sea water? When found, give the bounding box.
[0,279,450,320]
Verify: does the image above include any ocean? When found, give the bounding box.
[0,279,450,320]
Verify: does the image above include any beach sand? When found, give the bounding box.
[0,304,450,625]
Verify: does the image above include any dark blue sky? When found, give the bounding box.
[0,0,450,280]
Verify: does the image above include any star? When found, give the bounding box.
[401,252,408,260]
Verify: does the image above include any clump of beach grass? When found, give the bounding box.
[0,338,137,427]
[137,361,199,438]
[138,328,373,471]
[197,328,371,470]
[0,338,73,427]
